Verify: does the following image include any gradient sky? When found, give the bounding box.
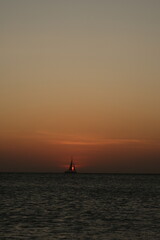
[1,0,160,172]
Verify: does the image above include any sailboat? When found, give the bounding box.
[65,158,77,174]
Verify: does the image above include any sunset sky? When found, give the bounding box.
[1,0,160,173]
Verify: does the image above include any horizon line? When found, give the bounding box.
[0,171,160,175]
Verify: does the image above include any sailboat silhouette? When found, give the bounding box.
[65,157,77,174]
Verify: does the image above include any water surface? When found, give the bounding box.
[0,173,160,239]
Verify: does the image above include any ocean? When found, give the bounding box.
[0,173,160,239]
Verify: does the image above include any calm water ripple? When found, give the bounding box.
[0,173,160,239]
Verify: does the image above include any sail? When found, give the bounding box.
[65,158,77,173]
[69,160,73,171]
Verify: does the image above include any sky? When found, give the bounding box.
[0,0,160,173]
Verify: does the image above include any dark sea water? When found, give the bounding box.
[0,173,160,240]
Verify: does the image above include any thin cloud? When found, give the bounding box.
[35,131,150,146]
[7,130,159,147]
